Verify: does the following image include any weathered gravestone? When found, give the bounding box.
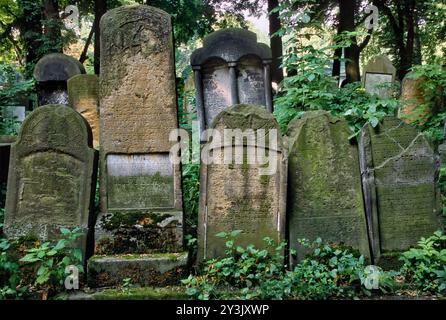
[287,111,371,264]
[359,116,443,264]
[363,55,397,99]
[34,53,86,106]
[191,29,273,140]
[4,105,97,259]
[399,72,444,124]
[89,5,187,288]
[197,104,287,261]
[68,75,100,149]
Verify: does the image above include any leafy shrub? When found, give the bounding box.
[0,227,84,300]
[290,239,394,299]
[182,234,394,300]
[399,231,446,294]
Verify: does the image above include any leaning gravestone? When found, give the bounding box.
[68,75,100,149]
[363,55,396,99]
[34,53,86,106]
[287,111,371,264]
[89,5,187,288]
[359,117,443,263]
[197,104,287,261]
[4,105,97,259]
[191,29,273,140]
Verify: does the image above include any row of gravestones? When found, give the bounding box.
[1,5,444,289]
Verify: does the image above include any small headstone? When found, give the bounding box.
[363,55,396,99]
[90,5,186,287]
[2,106,26,123]
[287,111,370,263]
[34,53,86,106]
[191,29,273,139]
[198,104,287,261]
[68,75,100,149]
[359,116,443,262]
[4,105,97,259]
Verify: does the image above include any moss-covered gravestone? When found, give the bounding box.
[68,75,100,149]
[287,111,370,264]
[197,104,287,261]
[89,5,187,288]
[34,53,86,106]
[4,105,97,258]
[359,117,443,264]
[191,29,273,140]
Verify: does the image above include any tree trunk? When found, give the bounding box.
[43,0,62,53]
[18,0,43,76]
[339,0,360,83]
[267,0,284,85]
[94,0,107,74]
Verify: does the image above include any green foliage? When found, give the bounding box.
[273,21,399,135]
[0,238,23,299]
[291,239,394,300]
[399,231,446,294]
[182,234,394,300]
[18,227,84,297]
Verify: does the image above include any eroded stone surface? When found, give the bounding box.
[360,117,443,259]
[68,74,100,149]
[197,104,286,261]
[4,105,97,258]
[287,111,370,263]
[96,4,183,256]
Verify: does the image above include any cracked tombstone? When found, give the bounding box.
[287,111,371,264]
[191,28,273,140]
[359,116,443,265]
[3,105,97,260]
[197,104,287,262]
[363,55,396,99]
[34,53,86,106]
[68,75,100,149]
[88,5,187,288]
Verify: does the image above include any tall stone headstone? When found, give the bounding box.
[68,75,100,149]
[287,111,370,263]
[359,117,443,263]
[191,29,273,140]
[4,105,97,258]
[198,104,287,261]
[363,55,397,99]
[89,5,186,288]
[34,53,86,106]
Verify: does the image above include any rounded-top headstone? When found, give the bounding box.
[33,53,86,82]
[191,28,272,66]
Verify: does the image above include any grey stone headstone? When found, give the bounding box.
[191,29,273,140]
[359,117,443,263]
[4,105,97,259]
[363,55,396,99]
[34,53,86,106]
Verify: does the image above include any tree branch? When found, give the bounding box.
[79,23,95,63]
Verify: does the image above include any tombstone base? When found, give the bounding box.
[87,252,189,288]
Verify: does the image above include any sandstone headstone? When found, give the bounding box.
[4,105,97,258]
[68,75,100,149]
[197,104,287,261]
[359,117,443,262]
[91,5,186,287]
[398,72,444,124]
[287,111,370,263]
[34,53,86,106]
[363,55,396,99]
[191,29,273,140]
